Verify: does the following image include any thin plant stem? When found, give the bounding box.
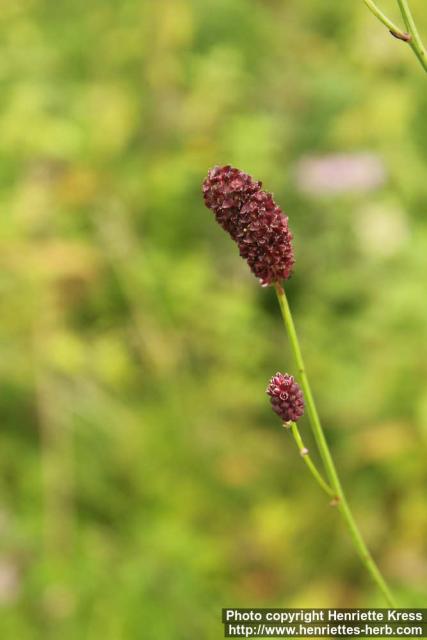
[286,421,336,499]
[363,0,411,41]
[274,282,397,607]
[363,0,427,72]
[396,0,427,71]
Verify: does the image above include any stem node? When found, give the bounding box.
[389,29,412,42]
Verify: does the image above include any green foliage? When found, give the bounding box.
[0,0,426,637]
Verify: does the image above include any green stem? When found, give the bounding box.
[363,0,411,41]
[274,282,397,607]
[287,421,336,499]
[396,0,427,71]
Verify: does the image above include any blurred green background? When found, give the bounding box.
[1,0,427,637]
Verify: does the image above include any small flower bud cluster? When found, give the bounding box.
[266,372,305,423]
[202,165,294,285]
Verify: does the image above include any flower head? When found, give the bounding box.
[266,372,304,423]
[202,165,294,285]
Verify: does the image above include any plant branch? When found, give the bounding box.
[363,0,411,41]
[286,421,337,499]
[363,0,427,72]
[274,282,397,607]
